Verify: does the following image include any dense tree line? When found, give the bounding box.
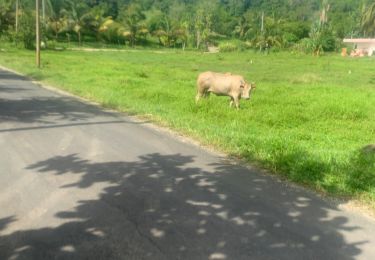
[0,0,374,52]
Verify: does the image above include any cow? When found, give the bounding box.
[196,71,256,109]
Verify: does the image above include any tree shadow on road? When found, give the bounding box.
[0,217,16,232]
[0,82,150,132]
[0,153,369,259]
[0,97,116,124]
[0,96,150,133]
[343,145,375,198]
[0,68,124,126]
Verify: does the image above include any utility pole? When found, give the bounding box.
[36,0,41,68]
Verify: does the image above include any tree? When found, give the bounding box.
[0,0,372,51]
[46,0,68,40]
[98,18,122,43]
[47,16,68,40]
[0,0,12,34]
[118,3,146,46]
[86,3,112,41]
[63,0,90,46]
[235,15,250,39]
[253,16,284,51]
[15,0,18,33]
[194,8,214,49]
[361,2,375,37]
[234,11,257,39]
[174,21,189,50]
[18,8,35,49]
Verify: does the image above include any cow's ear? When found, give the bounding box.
[251,82,256,88]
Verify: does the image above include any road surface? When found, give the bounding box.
[0,68,374,260]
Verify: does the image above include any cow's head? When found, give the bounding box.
[241,81,256,100]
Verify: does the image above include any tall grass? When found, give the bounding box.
[0,49,374,207]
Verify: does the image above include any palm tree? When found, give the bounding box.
[119,3,146,47]
[253,16,283,52]
[361,2,375,37]
[174,21,189,50]
[47,16,68,40]
[45,0,68,40]
[98,18,118,43]
[86,4,112,41]
[235,12,253,39]
[151,14,173,47]
[63,0,90,46]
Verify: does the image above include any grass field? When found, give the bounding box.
[0,47,374,208]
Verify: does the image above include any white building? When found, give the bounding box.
[343,38,375,56]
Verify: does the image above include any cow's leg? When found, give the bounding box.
[195,91,204,103]
[229,97,234,108]
[234,97,240,109]
[195,94,201,103]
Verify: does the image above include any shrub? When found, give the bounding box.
[320,29,336,52]
[219,42,238,52]
[218,40,252,52]
[293,38,316,54]
[46,40,57,50]
[18,10,36,49]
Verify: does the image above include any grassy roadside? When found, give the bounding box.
[0,48,374,209]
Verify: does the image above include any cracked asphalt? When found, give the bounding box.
[0,68,375,260]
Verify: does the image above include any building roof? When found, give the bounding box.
[343,38,375,43]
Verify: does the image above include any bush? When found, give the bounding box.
[244,41,253,49]
[282,32,299,48]
[18,10,36,49]
[237,41,252,51]
[219,42,238,52]
[218,40,252,52]
[320,30,336,52]
[46,40,57,50]
[293,38,316,54]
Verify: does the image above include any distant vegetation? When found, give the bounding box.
[1,0,375,53]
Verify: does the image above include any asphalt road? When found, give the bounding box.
[0,68,374,260]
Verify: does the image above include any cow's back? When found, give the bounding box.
[197,72,244,96]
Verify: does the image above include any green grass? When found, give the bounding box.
[0,48,374,208]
